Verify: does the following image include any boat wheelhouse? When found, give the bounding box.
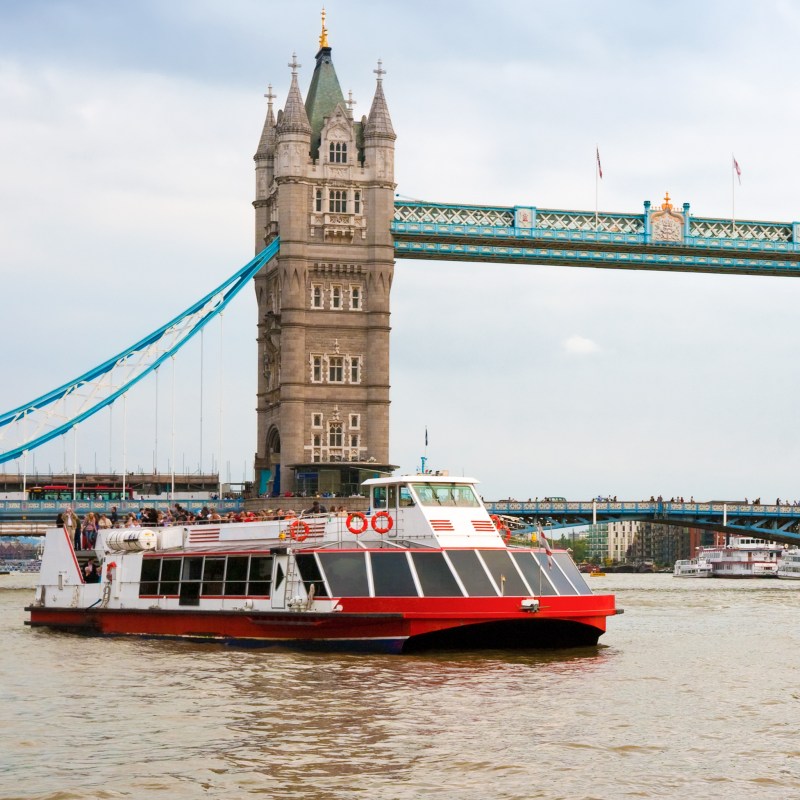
[26,474,619,653]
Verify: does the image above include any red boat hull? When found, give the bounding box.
[26,595,616,653]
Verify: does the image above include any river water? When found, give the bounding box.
[1,573,799,800]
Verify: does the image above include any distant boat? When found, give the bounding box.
[777,547,800,580]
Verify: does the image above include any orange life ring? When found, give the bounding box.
[289,518,310,542]
[491,514,510,536]
[371,510,394,534]
[346,512,369,535]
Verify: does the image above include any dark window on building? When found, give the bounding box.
[479,550,530,596]
[328,189,347,213]
[370,552,418,597]
[315,189,322,212]
[295,553,329,597]
[510,552,557,596]
[225,556,249,595]
[140,557,160,595]
[354,190,361,214]
[411,552,463,597]
[329,142,347,163]
[318,552,369,596]
[446,550,497,596]
[249,556,273,595]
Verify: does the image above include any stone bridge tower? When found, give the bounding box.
[252,23,397,497]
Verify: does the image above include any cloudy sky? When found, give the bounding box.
[2,0,800,501]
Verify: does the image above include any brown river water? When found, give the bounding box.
[1,572,799,800]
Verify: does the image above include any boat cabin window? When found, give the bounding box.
[295,553,329,597]
[480,550,530,596]
[370,552,418,597]
[410,552,463,597]
[446,550,497,595]
[140,555,275,600]
[510,552,557,596]
[411,482,480,508]
[318,552,370,596]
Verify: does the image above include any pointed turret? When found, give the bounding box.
[304,13,345,159]
[255,84,277,158]
[364,60,396,141]
[276,54,311,136]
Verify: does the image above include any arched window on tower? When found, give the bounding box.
[329,142,347,163]
[328,424,343,448]
[315,189,323,213]
[328,190,347,213]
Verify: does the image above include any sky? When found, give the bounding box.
[2,0,800,501]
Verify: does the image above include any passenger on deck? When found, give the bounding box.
[63,508,80,550]
[303,500,327,515]
[83,558,101,584]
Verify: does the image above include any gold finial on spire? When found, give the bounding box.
[662,192,673,211]
[319,7,329,49]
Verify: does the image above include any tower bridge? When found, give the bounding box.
[485,499,800,545]
[3,19,800,532]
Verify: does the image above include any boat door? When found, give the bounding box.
[271,554,288,609]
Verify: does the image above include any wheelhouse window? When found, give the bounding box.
[411,482,480,507]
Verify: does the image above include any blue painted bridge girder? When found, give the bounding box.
[393,201,800,276]
[485,499,800,544]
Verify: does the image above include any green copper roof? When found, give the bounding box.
[305,47,345,159]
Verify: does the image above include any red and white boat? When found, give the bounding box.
[26,475,619,653]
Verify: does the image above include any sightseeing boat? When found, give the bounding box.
[777,547,800,580]
[693,536,783,578]
[673,556,712,578]
[25,475,619,653]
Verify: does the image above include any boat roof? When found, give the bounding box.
[362,474,479,487]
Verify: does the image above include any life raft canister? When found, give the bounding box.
[371,510,394,535]
[346,512,369,535]
[289,518,310,542]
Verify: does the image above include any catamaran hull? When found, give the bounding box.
[26,597,615,654]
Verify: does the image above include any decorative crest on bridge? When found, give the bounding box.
[649,191,685,243]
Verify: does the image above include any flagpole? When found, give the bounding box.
[731,153,736,238]
[595,145,599,232]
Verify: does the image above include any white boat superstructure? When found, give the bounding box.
[777,547,800,580]
[702,536,783,578]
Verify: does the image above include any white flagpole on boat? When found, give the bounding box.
[218,312,224,501]
[72,425,78,504]
[122,394,127,501]
[170,355,176,501]
[154,367,159,473]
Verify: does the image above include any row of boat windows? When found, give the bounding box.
[139,549,592,601]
